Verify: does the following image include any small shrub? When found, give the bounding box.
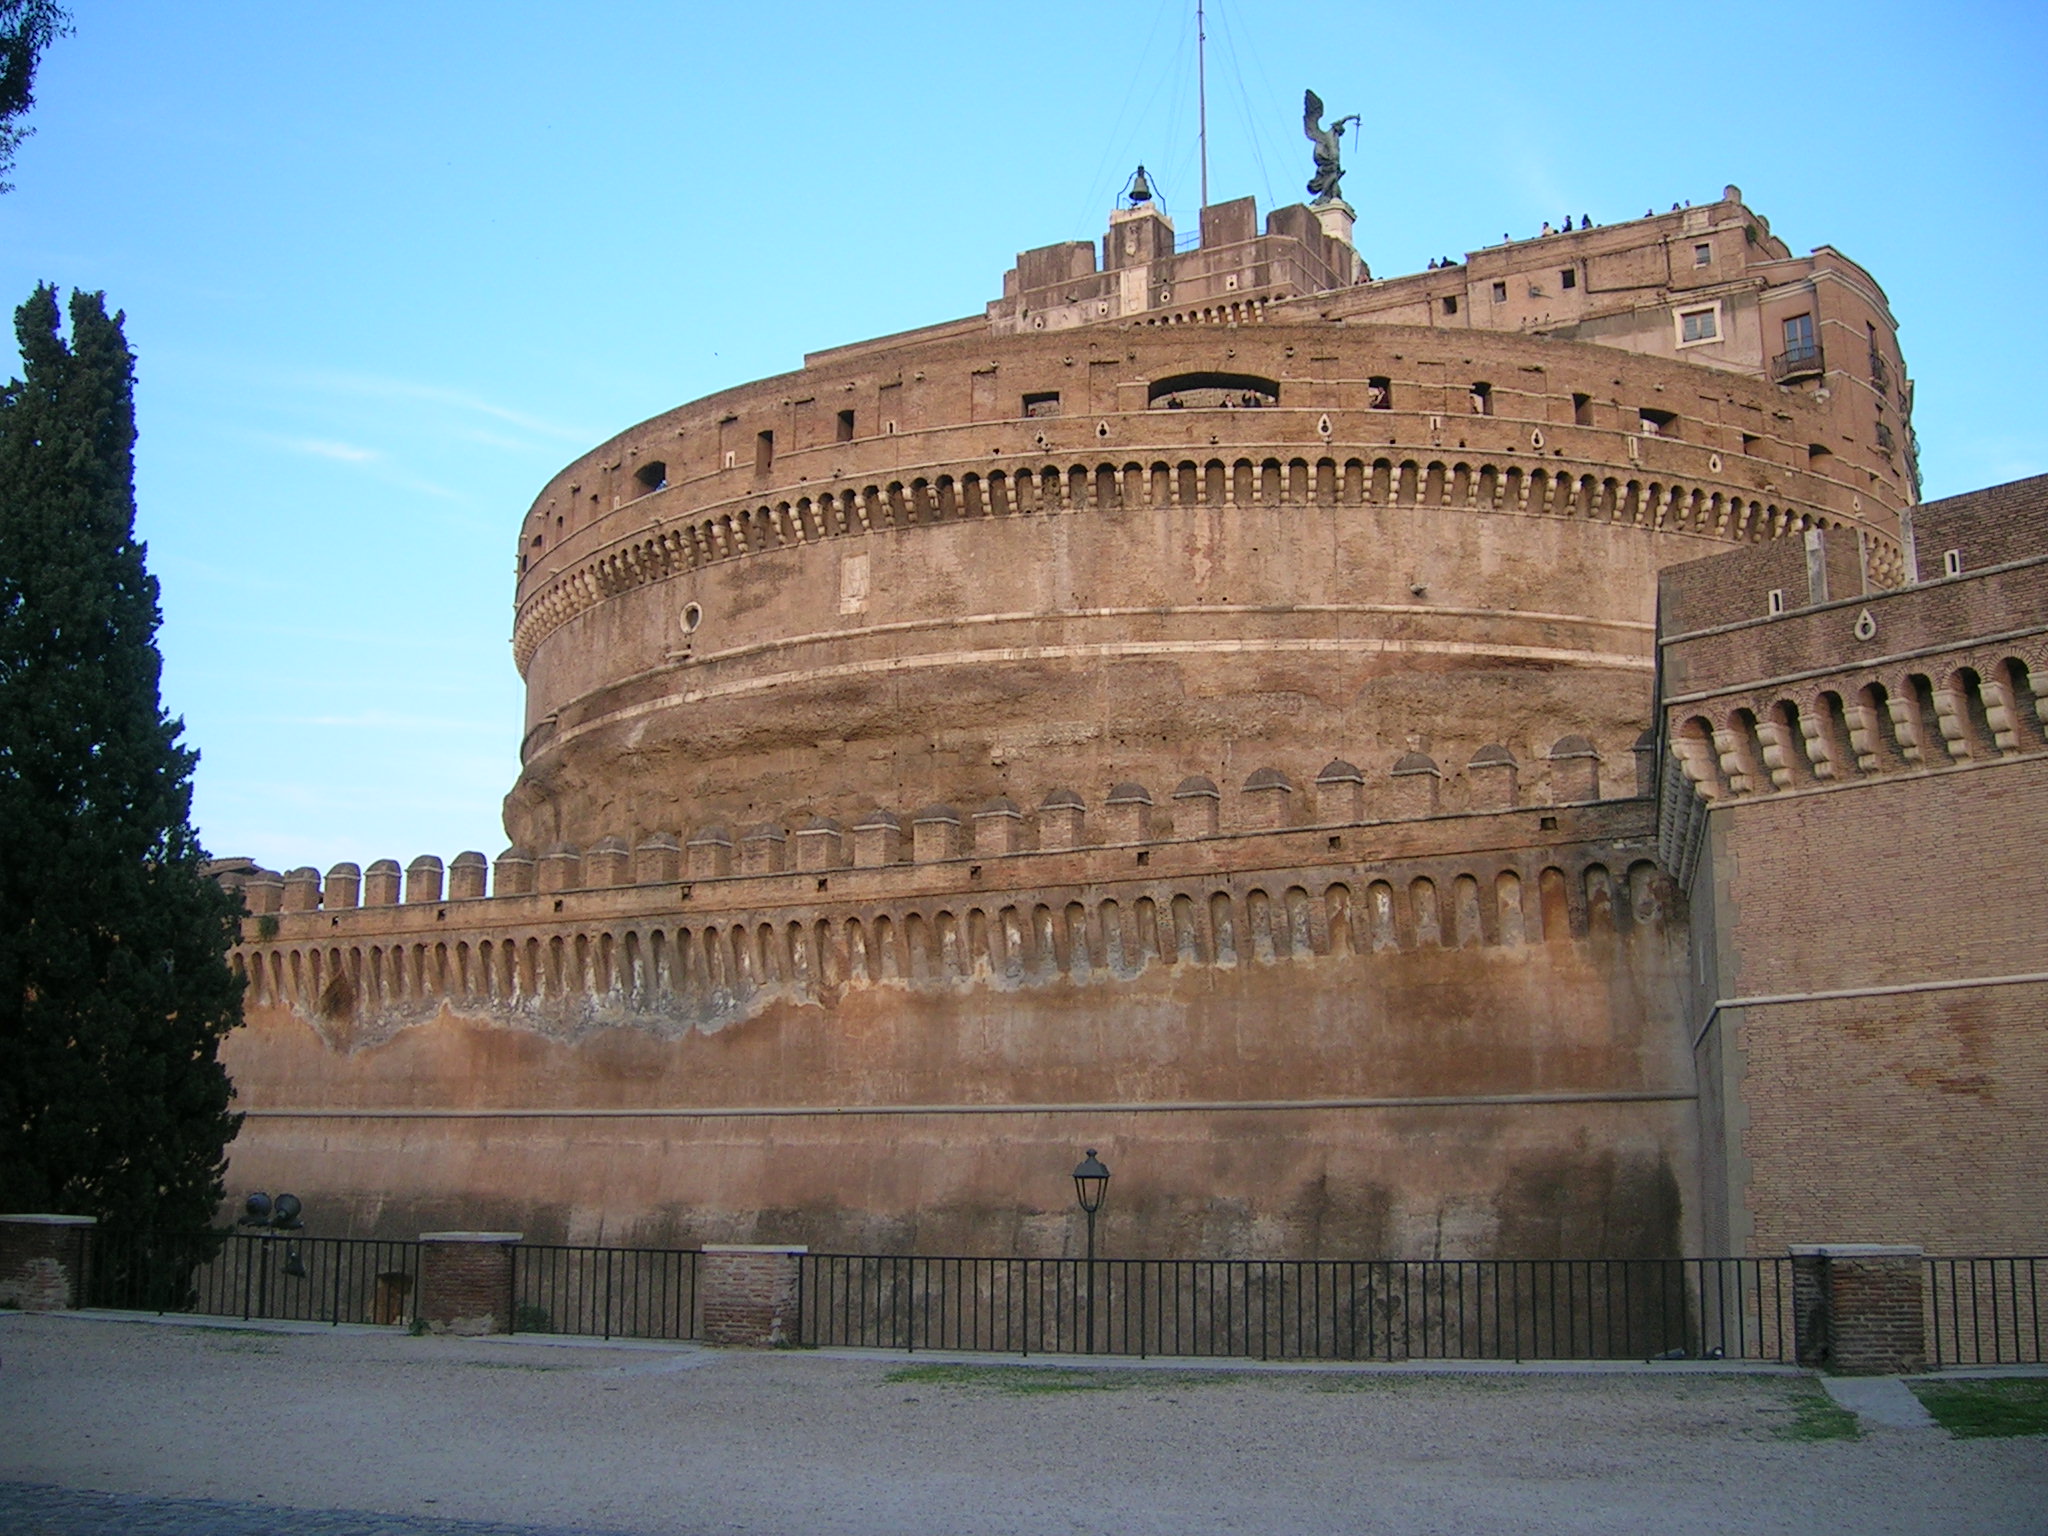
[511,1303,553,1334]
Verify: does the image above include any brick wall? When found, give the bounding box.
[1791,1245,1927,1375]
[699,1245,804,1347]
[0,1216,94,1311]
[418,1233,519,1335]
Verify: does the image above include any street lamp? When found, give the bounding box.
[1072,1149,1110,1262]
[238,1191,309,1301]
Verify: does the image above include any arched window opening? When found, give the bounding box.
[1146,371,1279,410]
[1998,658,2047,748]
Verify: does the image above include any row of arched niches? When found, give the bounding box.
[1671,650,2046,797]
[233,852,1672,1033]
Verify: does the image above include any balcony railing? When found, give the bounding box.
[1876,421,1896,454]
[1870,348,1892,392]
[1769,343,1823,383]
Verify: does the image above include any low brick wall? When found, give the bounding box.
[1790,1244,1926,1374]
[699,1244,805,1347]
[0,1215,96,1311]
[418,1232,520,1335]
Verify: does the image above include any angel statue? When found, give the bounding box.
[1303,89,1360,205]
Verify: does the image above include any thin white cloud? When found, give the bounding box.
[296,368,598,444]
[279,436,379,463]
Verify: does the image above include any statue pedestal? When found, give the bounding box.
[1312,198,1357,249]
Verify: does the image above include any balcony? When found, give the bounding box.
[1870,348,1892,393]
[1770,343,1824,383]
[1876,421,1896,454]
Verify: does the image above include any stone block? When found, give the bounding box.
[324,861,362,909]
[536,846,582,893]
[404,855,444,904]
[362,859,402,906]
[741,824,788,876]
[1314,759,1364,822]
[1171,775,1220,837]
[448,851,489,900]
[912,805,963,863]
[852,810,902,868]
[1388,753,1442,818]
[793,819,843,873]
[634,833,683,884]
[973,798,1023,856]
[1241,767,1296,828]
[1038,789,1086,850]
[585,836,632,887]
[1466,745,1520,811]
[687,827,734,879]
[1102,783,1153,844]
[1548,734,1602,803]
[491,849,534,896]
[280,867,322,912]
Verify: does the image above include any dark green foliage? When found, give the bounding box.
[0,2,69,192]
[0,285,244,1237]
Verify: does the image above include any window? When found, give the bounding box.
[1638,407,1677,437]
[634,461,667,494]
[1572,392,1593,426]
[1767,588,1785,615]
[1022,391,1061,418]
[1943,548,1963,578]
[1808,443,1833,468]
[755,429,774,475]
[836,409,855,443]
[1560,268,1577,290]
[1367,376,1393,410]
[1441,294,1458,316]
[1491,280,1508,302]
[1783,313,1815,353]
[1694,243,1712,267]
[1678,306,1719,344]
[1469,382,1493,416]
[1146,372,1280,410]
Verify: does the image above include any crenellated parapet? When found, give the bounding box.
[1658,483,2048,817]
[229,790,1671,1042]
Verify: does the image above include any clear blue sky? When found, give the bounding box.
[4,1,2044,872]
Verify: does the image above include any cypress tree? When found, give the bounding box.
[0,285,243,1236]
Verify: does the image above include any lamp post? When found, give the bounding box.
[238,1192,307,1318]
[1072,1150,1111,1262]
[1072,1150,1110,1355]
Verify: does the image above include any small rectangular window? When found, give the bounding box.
[1441,294,1458,316]
[755,429,774,475]
[1572,392,1593,427]
[1767,588,1785,615]
[1367,376,1393,410]
[835,409,855,442]
[1022,391,1061,418]
[1942,548,1963,578]
[1560,268,1577,290]
[1783,314,1814,352]
[722,449,736,470]
[1694,243,1712,267]
[1639,407,1677,437]
[1679,307,1718,343]
[1469,382,1493,416]
[1491,280,1508,302]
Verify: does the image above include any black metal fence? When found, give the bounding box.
[1926,1257,2044,1367]
[798,1255,1795,1362]
[508,1244,697,1340]
[82,1229,420,1326]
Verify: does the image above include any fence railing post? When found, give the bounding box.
[0,1214,96,1311]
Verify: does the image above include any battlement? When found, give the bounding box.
[226,735,1662,925]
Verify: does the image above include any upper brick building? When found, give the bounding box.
[206,181,2041,1267]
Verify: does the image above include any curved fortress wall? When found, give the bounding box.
[214,187,1919,1256]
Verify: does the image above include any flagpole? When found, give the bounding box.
[1197,0,1209,210]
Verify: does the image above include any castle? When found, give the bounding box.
[214,179,2046,1262]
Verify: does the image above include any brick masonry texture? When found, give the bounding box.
[0,1220,92,1311]
[698,1249,801,1347]
[419,1239,517,1335]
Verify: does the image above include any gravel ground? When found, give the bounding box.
[2,1312,2043,1536]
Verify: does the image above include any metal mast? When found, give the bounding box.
[1196,0,1209,210]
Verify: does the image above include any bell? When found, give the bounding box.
[1128,165,1154,206]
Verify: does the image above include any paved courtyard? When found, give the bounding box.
[1,1312,2042,1535]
